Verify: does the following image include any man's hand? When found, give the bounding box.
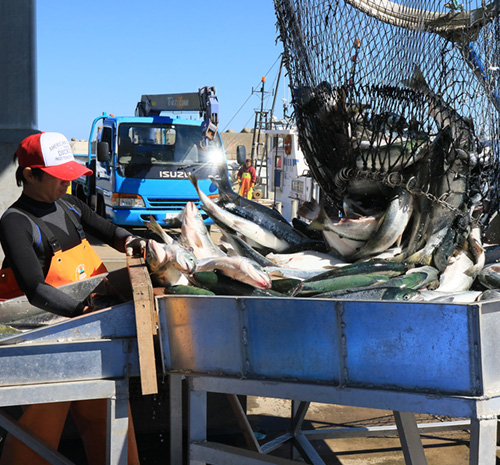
[251,182,255,188]
[125,235,147,257]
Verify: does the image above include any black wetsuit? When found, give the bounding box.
[0,193,130,317]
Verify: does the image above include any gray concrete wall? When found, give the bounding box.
[0,0,38,261]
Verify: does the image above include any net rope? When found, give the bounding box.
[274,0,500,239]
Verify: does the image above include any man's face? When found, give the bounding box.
[24,168,71,203]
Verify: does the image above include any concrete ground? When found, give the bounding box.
[247,398,474,464]
[87,230,487,465]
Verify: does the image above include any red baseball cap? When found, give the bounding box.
[16,132,93,181]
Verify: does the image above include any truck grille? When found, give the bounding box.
[147,198,202,210]
[140,198,210,224]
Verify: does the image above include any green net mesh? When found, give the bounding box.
[274,0,500,241]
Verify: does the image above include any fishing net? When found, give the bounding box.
[274,0,500,243]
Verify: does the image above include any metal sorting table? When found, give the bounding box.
[0,268,142,465]
[157,294,500,465]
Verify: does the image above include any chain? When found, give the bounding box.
[340,167,479,225]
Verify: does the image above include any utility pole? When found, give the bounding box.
[250,77,270,164]
[250,77,273,198]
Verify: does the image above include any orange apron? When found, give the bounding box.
[0,201,107,300]
[238,172,254,199]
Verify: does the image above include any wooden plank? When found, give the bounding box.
[127,256,158,395]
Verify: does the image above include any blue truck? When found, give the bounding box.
[72,87,227,228]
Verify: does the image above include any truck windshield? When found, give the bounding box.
[117,123,224,166]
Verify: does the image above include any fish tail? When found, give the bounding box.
[402,65,428,92]
[308,219,326,231]
[188,173,199,191]
[209,174,232,192]
[307,207,330,231]
[297,201,321,221]
[291,282,304,297]
[146,215,173,244]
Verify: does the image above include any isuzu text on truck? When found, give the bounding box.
[72,87,228,227]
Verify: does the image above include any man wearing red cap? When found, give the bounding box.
[0,132,143,464]
[0,131,145,310]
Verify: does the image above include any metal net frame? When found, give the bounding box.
[274,0,500,240]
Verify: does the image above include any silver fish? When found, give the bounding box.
[210,175,292,226]
[465,226,485,279]
[417,290,482,303]
[477,289,500,301]
[322,231,366,259]
[345,176,390,198]
[265,250,346,270]
[368,246,403,261]
[406,225,450,266]
[381,288,423,301]
[308,208,382,242]
[294,274,390,297]
[436,249,475,292]
[145,239,195,287]
[478,263,500,290]
[485,244,500,265]
[405,265,440,289]
[432,226,466,272]
[313,285,397,301]
[265,267,331,280]
[195,256,272,289]
[146,215,174,245]
[411,133,468,263]
[189,174,291,252]
[219,232,276,268]
[355,137,427,172]
[403,65,476,147]
[297,200,322,221]
[180,201,225,259]
[349,188,414,261]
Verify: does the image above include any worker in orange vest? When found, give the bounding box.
[0,132,145,465]
[237,158,257,199]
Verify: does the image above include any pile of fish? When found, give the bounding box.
[142,170,500,304]
[141,70,497,303]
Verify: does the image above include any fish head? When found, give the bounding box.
[181,201,195,225]
[182,201,208,242]
[382,288,422,301]
[241,258,272,289]
[184,202,205,228]
[171,246,197,274]
[145,239,167,272]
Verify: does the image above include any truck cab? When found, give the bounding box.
[73,89,228,227]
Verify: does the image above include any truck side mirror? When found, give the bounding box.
[236,145,247,165]
[97,142,111,162]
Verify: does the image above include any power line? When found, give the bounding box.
[222,55,282,132]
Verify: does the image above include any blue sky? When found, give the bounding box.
[36,1,285,141]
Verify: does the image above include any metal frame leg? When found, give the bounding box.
[226,394,262,452]
[469,418,498,465]
[188,386,207,465]
[106,385,129,465]
[394,411,427,465]
[0,410,74,465]
[290,401,325,465]
[170,374,183,465]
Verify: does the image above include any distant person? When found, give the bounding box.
[237,158,257,199]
